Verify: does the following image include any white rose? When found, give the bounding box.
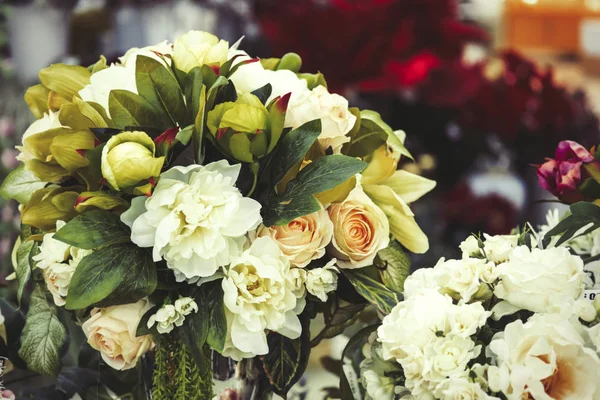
[172,31,228,73]
[434,377,490,400]
[121,161,262,282]
[492,246,585,318]
[436,258,489,302]
[16,111,64,163]
[574,298,597,322]
[306,259,339,302]
[119,40,173,66]
[482,234,518,264]
[476,259,499,284]
[79,64,138,117]
[254,207,333,268]
[403,266,443,299]
[148,304,180,334]
[448,302,490,338]
[423,336,480,385]
[82,299,155,370]
[286,85,356,154]
[487,313,600,400]
[362,369,399,400]
[459,235,481,259]
[32,220,70,269]
[328,182,390,269]
[378,289,454,363]
[222,237,301,358]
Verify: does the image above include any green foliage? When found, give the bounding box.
[65,243,157,310]
[53,210,130,249]
[262,313,311,397]
[251,83,273,105]
[108,90,165,130]
[311,295,366,347]
[136,55,188,127]
[339,325,378,400]
[14,238,35,305]
[183,67,204,121]
[18,285,67,376]
[0,164,47,203]
[542,202,600,248]
[345,110,412,159]
[375,240,411,292]
[342,269,402,315]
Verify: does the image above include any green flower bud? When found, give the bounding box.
[277,53,302,73]
[21,187,80,231]
[101,131,165,191]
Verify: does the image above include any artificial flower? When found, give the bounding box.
[482,233,518,264]
[305,259,339,302]
[173,31,228,73]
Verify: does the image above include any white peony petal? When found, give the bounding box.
[121,196,148,228]
[276,311,302,340]
[231,317,269,355]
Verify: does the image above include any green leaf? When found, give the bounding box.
[184,67,204,121]
[136,304,161,337]
[281,155,367,200]
[229,133,254,163]
[341,269,402,315]
[175,124,195,146]
[311,296,366,347]
[136,55,188,127]
[375,240,411,292]
[19,285,67,376]
[53,210,130,250]
[251,83,273,105]
[15,239,35,305]
[262,313,311,397]
[270,119,321,187]
[65,244,157,310]
[266,93,290,154]
[108,90,165,130]
[0,164,47,204]
[543,202,600,248]
[339,325,377,400]
[578,178,600,199]
[262,192,321,227]
[194,85,207,163]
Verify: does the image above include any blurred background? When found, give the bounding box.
[1,0,600,398]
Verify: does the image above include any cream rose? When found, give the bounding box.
[434,378,489,400]
[459,235,481,259]
[286,85,356,154]
[82,299,155,371]
[482,234,518,264]
[328,182,390,269]
[492,246,585,318]
[305,259,339,302]
[487,313,600,399]
[172,31,228,73]
[255,207,333,268]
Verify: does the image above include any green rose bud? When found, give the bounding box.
[101,131,165,191]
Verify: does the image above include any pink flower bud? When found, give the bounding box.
[555,140,594,163]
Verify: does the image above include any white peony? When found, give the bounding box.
[487,313,600,400]
[172,31,228,73]
[16,111,64,163]
[121,161,262,282]
[422,336,481,384]
[33,221,92,306]
[222,237,301,358]
[448,302,490,338]
[482,234,518,264]
[254,206,333,268]
[459,235,481,259]
[285,85,356,154]
[286,267,307,314]
[492,246,585,318]
[79,41,172,117]
[305,259,339,302]
[434,377,491,400]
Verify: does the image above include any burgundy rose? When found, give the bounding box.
[555,140,594,163]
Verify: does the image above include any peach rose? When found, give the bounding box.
[327,182,390,269]
[82,299,154,371]
[255,207,333,268]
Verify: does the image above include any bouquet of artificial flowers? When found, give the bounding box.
[0,30,434,398]
[348,228,600,400]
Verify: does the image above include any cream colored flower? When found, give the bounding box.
[255,207,333,268]
[482,234,518,264]
[574,298,597,322]
[82,299,155,370]
[448,302,490,338]
[118,40,173,66]
[492,246,585,318]
[459,236,481,259]
[222,237,301,358]
[16,111,64,164]
[487,313,600,399]
[173,31,228,73]
[121,161,262,282]
[286,85,356,154]
[434,377,490,400]
[328,181,389,269]
[305,259,338,302]
[174,296,198,316]
[148,304,179,334]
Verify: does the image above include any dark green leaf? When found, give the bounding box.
[339,325,377,400]
[375,240,411,292]
[311,296,365,347]
[0,164,46,203]
[108,90,165,129]
[543,202,600,247]
[15,239,35,305]
[342,270,402,315]
[19,285,67,376]
[270,119,321,187]
[262,313,311,397]
[262,192,321,227]
[53,210,130,250]
[251,83,272,105]
[65,244,157,310]
[578,178,600,199]
[184,67,204,121]
[201,281,227,353]
[136,55,188,127]
[136,305,161,337]
[85,143,105,185]
[345,118,387,158]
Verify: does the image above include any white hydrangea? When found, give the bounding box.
[305,259,339,302]
[32,221,92,306]
[222,237,301,359]
[148,297,198,334]
[121,161,262,283]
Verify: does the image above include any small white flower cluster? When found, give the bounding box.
[371,232,600,400]
[148,297,199,334]
[32,221,92,307]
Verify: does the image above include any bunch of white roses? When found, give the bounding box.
[362,231,600,400]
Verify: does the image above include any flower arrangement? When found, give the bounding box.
[348,228,600,400]
[0,30,434,398]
